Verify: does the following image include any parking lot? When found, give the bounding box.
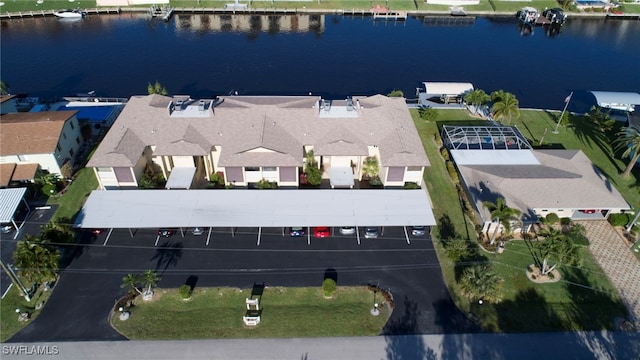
[8,225,478,342]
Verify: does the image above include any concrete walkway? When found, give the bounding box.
[2,332,639,360]
[579,220,640,324]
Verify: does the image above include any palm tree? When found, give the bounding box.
[459,264,502,303]
[140,269,160,299]
[483,197,522,245]
[535,227,582,275]
[121,273,143,296]
[12,235,60,287]
[362,156,379,179]
[614,125,640,177]
[147,81,168,95]
[491,92,520,125]
[586,106,615,133]
[464,89,490,115]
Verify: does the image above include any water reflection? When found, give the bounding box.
[174,13,325,35]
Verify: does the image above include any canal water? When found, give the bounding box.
[1,13,639,111]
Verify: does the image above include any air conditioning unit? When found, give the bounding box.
[175,99,184,109]
[199,100,206,111]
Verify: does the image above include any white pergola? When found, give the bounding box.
[0,188,30,240]
[75,189,436,236]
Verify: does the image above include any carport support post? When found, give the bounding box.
[231,227,235,237]
[626,211,640,233]
[128,228,134,238]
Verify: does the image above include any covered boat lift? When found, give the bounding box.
[590,91,640,112]
[74,189,436,243]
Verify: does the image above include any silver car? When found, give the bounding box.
[339,227,356,235]
[363,227,379,239]
[192,227,204,236]
[411,226,426,236]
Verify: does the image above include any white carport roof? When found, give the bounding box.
[590,91,640,111]
[423,82,474,95]
[0,188,27,223]
[165,167,196,189]
[75,189,436,228]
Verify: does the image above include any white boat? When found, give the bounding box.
[54,9,86,18]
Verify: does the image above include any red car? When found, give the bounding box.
[313,227,330,238]
[91,229,104,235]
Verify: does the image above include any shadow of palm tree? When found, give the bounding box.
[151,241,183,275]
[568,113,623,173]
[495,288,567,331]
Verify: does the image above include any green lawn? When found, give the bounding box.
[486,241,628,332]
[112,286,389,339]
[0,283,53,342]
[46,167,98,223]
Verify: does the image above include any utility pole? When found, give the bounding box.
[0,260,31,301]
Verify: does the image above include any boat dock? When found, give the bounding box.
[373,11,407,21]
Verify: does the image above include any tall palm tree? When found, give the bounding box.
[459,264,502,303]
[614,125,640,177]
[464,89,490,115]
[483,197,522,245]
[140,269,160,298]
[121,273,143,296]
[586,106,615,133]
[12,235,60,287]
[491,92,520,125]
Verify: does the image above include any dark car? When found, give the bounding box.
[158,228,175,237]
[289,227,306,237]
[313,227,330,238]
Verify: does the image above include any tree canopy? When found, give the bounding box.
[614,125,640,177]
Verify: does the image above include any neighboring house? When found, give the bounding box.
[87,94,429,190]
[0,111,83,177]
[442,125,630,232]
[0,95,18,115]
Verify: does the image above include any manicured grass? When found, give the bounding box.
[111,286,389,339]
[485,241,628,332]
[0,283,53,342]
[46,167,98,223]
[0,0,97,12]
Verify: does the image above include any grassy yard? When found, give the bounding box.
[46,167,98,223]
[111,286,388,339]
[486,241,628,332]
[0,283,54,342]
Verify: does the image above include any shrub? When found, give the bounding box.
[178,285,192,299]
[446,161,459,183]
[560,217,571,225]
[322,278,336,297]
[419,107,439,122]
[257,178,277,189]
[210,172,224,185]
[444,239,471,262]
[440,147,450,161]
[544,213,560,225]
[387,89,404,97]
[403,182,420,189]
[369,175,383,187]
[304,165,322,186]
[608,213,632,227]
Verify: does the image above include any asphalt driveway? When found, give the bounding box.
[8,226,478,342]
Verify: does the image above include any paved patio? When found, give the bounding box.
[578,220,640,325]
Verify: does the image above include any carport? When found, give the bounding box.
[74,189,436,244]
[0,187,31,240]
[590,91,640,112]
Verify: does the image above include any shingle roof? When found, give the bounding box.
[89,94,429,168]
[458,149,630,221]
[0,111,76,155]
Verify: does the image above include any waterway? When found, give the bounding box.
[1,13,639,111]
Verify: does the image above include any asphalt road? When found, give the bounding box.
[8,226,478,342]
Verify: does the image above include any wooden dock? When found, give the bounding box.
[373,11,407,21]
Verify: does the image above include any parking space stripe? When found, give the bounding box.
[404,226,411,245]
[257,227,261,246]
[103,228,114,246]
[154,235,160,247]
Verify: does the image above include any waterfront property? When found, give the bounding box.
[0,110,83,180]
[441,125,631,233]
[87,94,429,190]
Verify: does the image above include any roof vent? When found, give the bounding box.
[346,98,354,111]
[198,100,206,111]
[323,99,331,112]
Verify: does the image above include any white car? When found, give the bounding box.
[339,227,356,235]
[411,226,426,236]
